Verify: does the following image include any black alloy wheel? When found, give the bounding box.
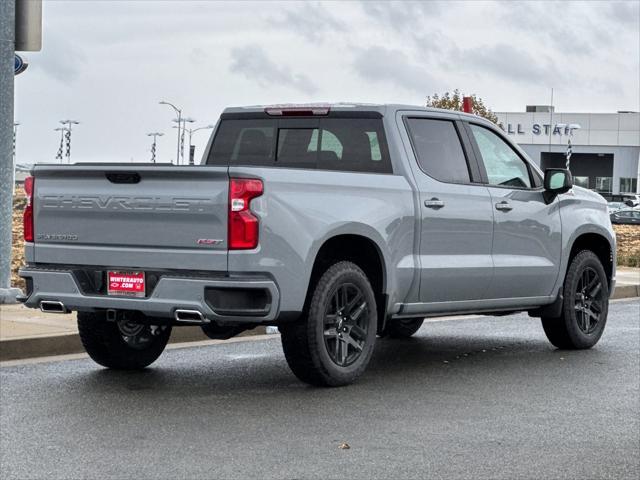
[574,266,605,335]
[322,283,369,367]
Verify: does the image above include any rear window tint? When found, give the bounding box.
[207,117,392,173]
[209,120,275,167]
[405,118,471,184]
[277,128,318,167]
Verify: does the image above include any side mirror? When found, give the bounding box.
[543,168,572,203]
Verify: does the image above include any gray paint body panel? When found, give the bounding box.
[32,165,228,271]
[20,104,616,323]
[226,166,416,313]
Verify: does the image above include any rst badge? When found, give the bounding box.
[196,239,223,246]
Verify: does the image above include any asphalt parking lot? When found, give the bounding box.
[1,299,638,480]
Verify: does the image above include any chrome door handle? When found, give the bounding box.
[424,198,445,209]
[495,201,513,212]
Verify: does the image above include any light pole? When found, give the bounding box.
[54,126,67,161]
[173,117,194,165]
[187,124,214,165]
[159,100,182,164]
[147,132,163,163]
[172,123,214,165]
[59,119,79,163]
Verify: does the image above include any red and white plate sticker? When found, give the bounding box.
[107,271,145,297]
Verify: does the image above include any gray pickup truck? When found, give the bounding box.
[19,103,616,386]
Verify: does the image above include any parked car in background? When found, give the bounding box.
[600,193,639,207]
[607,202,626,213]
[626,194,640,207]
[610,208,640,225]
[18,103,617,386]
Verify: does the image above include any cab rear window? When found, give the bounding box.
[207,117,392,173]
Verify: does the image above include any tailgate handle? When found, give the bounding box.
[106,172,141,184]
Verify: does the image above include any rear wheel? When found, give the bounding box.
[280,261,377,387]
[382,318,424,338]
[77,311,171,369]
[541,250,609,349]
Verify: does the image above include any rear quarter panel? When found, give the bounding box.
[227,166,416,313]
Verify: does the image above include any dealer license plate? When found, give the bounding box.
[107,271,145,297]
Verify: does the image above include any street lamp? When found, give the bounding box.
[147,132,164,163]
[159,100,182,164]
[173,117,195,165]
[59,119,79,163]
[188,124,214,165]
[173,123,214,165]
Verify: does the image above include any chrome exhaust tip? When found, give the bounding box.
[39,301,68,314]
[174,309,208,324]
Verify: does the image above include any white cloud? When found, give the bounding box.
[12,0,639,165]
[230,45,318,94]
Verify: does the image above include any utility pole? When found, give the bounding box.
[59,119,79,163]
[159,100,182,164]
[12,122,19,194]
[1,0,42,303]
[147,132,163,163]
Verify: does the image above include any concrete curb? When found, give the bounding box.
[1,289,637,362]
[0,325,266,362]
[612,285,640,299]
[0,288,22,304]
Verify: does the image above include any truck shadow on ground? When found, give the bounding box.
[76,330,606,401]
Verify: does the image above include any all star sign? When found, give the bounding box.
[14,54,28,75]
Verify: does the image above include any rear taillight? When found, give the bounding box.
[23,176,34,242]
[228,178,263,250]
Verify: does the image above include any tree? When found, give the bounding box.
[426,89,499,124]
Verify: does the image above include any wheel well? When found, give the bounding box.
[307,234,387,331]
[568,233,613,288]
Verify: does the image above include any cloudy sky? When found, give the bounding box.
[14,0,640,164]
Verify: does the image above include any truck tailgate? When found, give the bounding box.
[32,165,229,271]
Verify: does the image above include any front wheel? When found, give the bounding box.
[78,311,172,369]
[541,250,609,349]
[280,261,378,387]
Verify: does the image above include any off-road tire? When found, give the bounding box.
[541,250,609,349]
[280,261,378,387]
[77,311,171,369]
[382,318,424,338]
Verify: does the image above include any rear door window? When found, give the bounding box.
[207,116,392,173]
[405,118,471,184]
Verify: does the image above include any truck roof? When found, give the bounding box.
[222,103,489,123]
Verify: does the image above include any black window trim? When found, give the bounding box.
[464,121,544,191]
[402,115,484,186]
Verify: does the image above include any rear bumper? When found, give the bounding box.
[18,266,280,324]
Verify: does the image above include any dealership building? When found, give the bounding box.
[495,107,640,195]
